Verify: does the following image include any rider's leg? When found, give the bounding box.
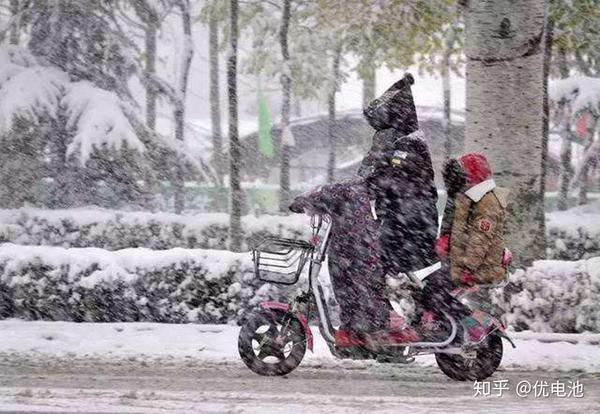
[328,256,391,346]
[417,267,468,320]
[328,259,355,334]
[360,268,391,334]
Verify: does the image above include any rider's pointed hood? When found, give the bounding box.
[363,73,419,135]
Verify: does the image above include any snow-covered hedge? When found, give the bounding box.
[0,208,309,252]
[499,258,600,333]
[2,206,600,261]
[1,244,598,333]
[546,203,600,260]
[0,244,294,324]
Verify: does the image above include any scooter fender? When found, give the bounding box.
[488,317,516,349]
[260,301,314,352]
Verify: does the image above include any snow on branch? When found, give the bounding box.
[0,46,67,130]
[0,46,38,82]
[550,77,600,189]
[0,66,66,130]
[63,82,145,162]
[0,45,146,164]
[549,76,600,115]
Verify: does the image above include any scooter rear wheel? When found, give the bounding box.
[435,334,503,381]
[238,309,306,376]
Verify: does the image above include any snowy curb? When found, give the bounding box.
[511,331,600,345]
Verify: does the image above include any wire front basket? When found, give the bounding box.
[252,237,314,285]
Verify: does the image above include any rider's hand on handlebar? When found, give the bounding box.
[289,199,305,214]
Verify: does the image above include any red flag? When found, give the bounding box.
[575,111,590,142]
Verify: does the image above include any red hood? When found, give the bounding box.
[458,153,492,187]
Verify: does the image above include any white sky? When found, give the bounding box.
[336,64,466,113]
[150,21,466,126]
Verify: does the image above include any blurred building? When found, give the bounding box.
[241,106,466,188]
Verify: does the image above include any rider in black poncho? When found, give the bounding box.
[359,74,439,276]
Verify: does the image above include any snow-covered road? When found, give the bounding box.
[0,320,599,412]
[0,356,598,413]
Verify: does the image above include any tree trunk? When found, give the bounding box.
[173,0,194,214]
[209,5,226,211]
[557,45,569,79]
[574,49,592,76]
[293,97,302,118]
[441,31,454,160]
[131,0,159,131]
[578,163,589,205]
[227,0,242,252]
[574,120,598,208]
[556,45,571,210]
[53,113,73,208]
[464,0,546,267]
[9,0,19,45]
[145,24,157,131]
[209,7,224,182]
[173,106,185,213]
[327,46,341,184]
[539,17,552,247]
[361,58,376,109]
[278,0,292,213]
[557,117,572,210]
[142,10,159,208]
[582,116,600,204]
[53,0,72,207]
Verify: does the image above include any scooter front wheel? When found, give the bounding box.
[435,334,503,381]
[238,309,306,376]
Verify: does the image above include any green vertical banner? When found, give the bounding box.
[257,93,274,158]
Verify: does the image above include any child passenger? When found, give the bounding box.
[436,153,510,286]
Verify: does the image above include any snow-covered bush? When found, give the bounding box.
[0,244,291,324]
[0,208,309,252]
[546,202,600,260]
[498,257,600,333]
[2,205,599,260]
[1,243,598,332]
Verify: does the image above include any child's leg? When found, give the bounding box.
[417,266,467,320]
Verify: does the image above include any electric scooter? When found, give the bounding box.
[238,214,515,381]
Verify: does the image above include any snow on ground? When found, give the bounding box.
[1,320,598,373]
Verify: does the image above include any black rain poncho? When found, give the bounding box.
[359,74,439,275]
